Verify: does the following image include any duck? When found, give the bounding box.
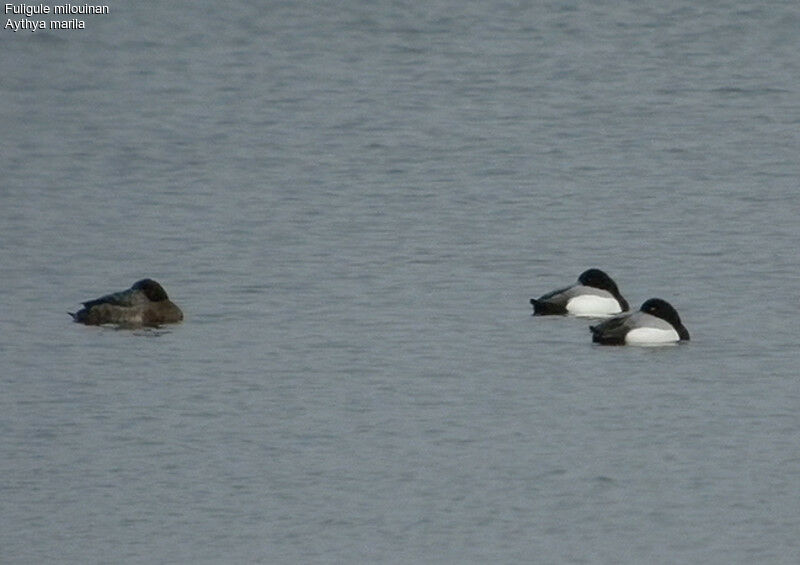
[590,298,689,345]
[530,268,629,317]
[70,279,183,326]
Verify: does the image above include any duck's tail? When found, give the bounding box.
[530,298,561,315]
[68,310,86,323]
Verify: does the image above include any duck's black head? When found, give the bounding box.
[578,268,619,294]
[131,279,169,302]
[639,298,688,339]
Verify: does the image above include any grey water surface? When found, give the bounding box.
[2,1,800,563]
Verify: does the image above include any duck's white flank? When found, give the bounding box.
[624,326,680,345]
[566,295,622,317]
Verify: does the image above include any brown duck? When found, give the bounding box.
[70,279,183,326]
